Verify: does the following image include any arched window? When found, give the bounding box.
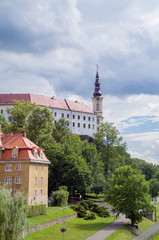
[96,103,99,111]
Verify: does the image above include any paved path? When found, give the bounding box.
[85,215,129,240]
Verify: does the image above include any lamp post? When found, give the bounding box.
[60,207,67,240]
[154,198,157,222]
[71,186,73,205]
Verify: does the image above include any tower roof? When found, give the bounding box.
[93,65,102,97]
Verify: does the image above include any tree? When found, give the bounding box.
[26,105,54,146]
[94,122,126,177]
[0,187,28,240]
[0,114,10,133]
[149,178,159,198]
[105,166,153,226]
[7,100,33,132]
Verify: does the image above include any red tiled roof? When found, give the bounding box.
[1,133,50,163]
[0,94,94,114]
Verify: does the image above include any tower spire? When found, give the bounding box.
[93,65,102,97]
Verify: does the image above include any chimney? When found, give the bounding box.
[0,123,2,147]
[21,131,26,138]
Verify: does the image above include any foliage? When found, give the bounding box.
[94,122,127,177]
[0,187,28,240]
[149,178,159,198]
[84,212,96,220]
[51,186,69,207]
[0,114,10,133]
[71,204,87,218]
[92,204,110,217]
[7,100,33,132]
[105,165,154,225]
[27,204,46,218]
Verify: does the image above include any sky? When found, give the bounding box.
[1,0,159,164]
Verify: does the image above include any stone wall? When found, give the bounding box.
[24,213,77,236]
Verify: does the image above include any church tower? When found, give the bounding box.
[92,66,103,128]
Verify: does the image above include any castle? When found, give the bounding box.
[0,69,103,137]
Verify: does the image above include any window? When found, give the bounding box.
[88,117,91,121]
[97,119,99,124]
[96,103,99,111]
[1,109,3,114]
[15,177,21,184]
[41,164,43,171]
[12,148,18,158]
[4,177,11,184]
[73,122,75,127]
[5,164,12,171]
[40,151,43,159]
[35,177,37,184]
[35,190,37,197]
[67,114,69,118]
[34,149,37,158]
[61,113,64,118]
[88,124,91,129]
[40,189,43,196]
[73,115,75,119]
[41,177,43,184]
[83,123,86,128]
[35,164,38,171]
[83,116,86,121]
[78,115,80,120]
[93,124,95,129]
[54,112,57,117]
[78,123,80,128]
[15,164,22,171]
[92,117,94,122]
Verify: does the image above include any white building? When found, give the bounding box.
[0,70,103,137]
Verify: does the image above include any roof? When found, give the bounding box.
[0,93,95,114]
[0,132,50,164]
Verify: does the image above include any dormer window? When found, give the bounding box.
[40,150,43,159]
[34,148,37,158]
[12,147,19,158]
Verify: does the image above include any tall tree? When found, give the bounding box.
[0,114,10,133]
[7,100,33,132]
[105,166,153,226]
[94,122,126,177]
[0,187,28,240]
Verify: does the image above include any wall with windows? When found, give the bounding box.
[0,161,29,195]
[50,108,97,137]
[28,163,48,206]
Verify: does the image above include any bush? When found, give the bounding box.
[92,204,110,217]
[84,212,96,220]
[51,186,69,207]
[71,205,87,218]
[27,204,46,218]
[80,200,94,210]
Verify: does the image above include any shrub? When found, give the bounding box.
[84,212,96,220]
[27,204,46,218]
[71,205,87,218]
[80,200,94,210]
[92,205,110,217]
[51,186,69,207]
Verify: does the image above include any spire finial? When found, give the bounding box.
[93,65,102,97]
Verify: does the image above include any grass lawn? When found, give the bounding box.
[28,208,75,226]
[105,217,156,240]
[25,215,114,240]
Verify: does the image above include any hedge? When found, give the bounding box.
[27,204,46,218]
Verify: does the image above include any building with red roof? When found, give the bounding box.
[0,126,50,206]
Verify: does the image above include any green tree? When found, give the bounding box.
[7,100,33,132]
[0,114,10,133]
[94,122,126,177]
[26,105,54,146]
[0,187,28,240]
[105,166,153,226]
[149,178,159,198]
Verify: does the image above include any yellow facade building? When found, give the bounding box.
[0,126,50,206]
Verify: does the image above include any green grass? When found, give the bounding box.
[85,193,105,201]
[105,217,156,240]
[25,215,114,240]
[28,208,75,226]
